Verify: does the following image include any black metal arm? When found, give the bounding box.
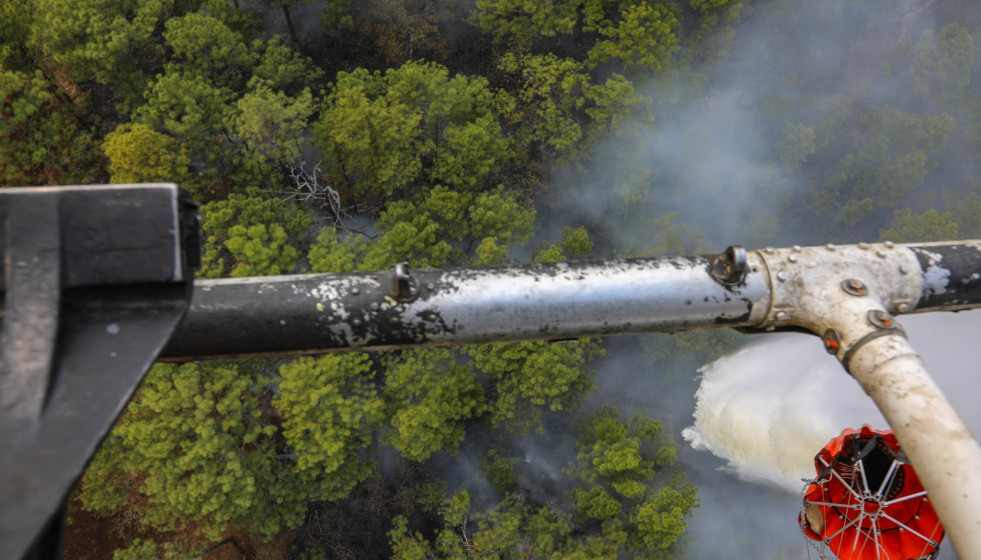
[0,184,199,560]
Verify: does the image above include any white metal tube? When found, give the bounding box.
[843,334,981,559]
[755,242,981,556]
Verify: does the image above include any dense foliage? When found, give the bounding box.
[3,0,980,558]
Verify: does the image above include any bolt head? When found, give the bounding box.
[826,244,836,251]
[823,329,842,354]
[775,311,789,321]
[897,303,910,313]
[884,240,895,248]
[842,278,868,296]
[788,254,799,263]
[899,264,910,274]
[777,271,789,282]
[351,287,360,295]
[876,249,887,258]
[868,310,894,329]
[792,245,802,253]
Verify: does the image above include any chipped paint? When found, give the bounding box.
[165,242,981,362]
[918,248,950,295]
[164,254,771,360]
[911,243,981,310]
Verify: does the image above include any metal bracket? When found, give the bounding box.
[711,245,748,285]
[389,262,417,303]
[0,184,199,560]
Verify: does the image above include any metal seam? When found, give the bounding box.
[841,327,907,371]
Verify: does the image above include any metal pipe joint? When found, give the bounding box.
[753,241,981,559]
[753,242,922,359]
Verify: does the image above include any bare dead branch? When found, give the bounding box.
[286,161,348,226]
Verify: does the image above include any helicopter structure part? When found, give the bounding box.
[0,184,199,560]
[754,242,981,560]
[161,252,770,359]
[162,242,981,360]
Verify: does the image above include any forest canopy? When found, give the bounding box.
[3,0,981,558]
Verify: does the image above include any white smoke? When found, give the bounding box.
[684,310,981,493]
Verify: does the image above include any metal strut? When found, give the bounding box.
[0,184,199,560]
[755,242,981,560]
